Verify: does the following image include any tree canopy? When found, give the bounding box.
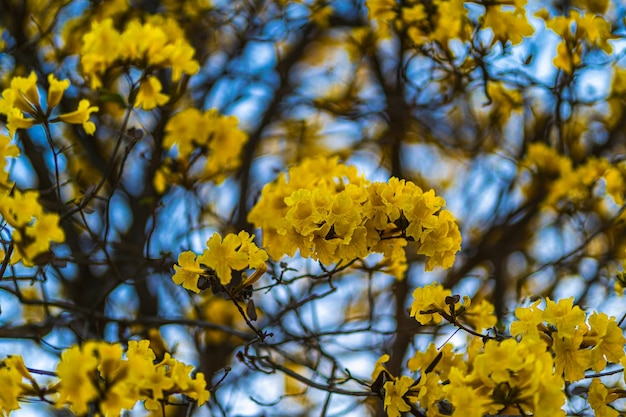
[0,0,625,416]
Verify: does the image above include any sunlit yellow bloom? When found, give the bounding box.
[0,134,19,159]
[119,20,169,64]
[553,41,581,74]
[58,99,99,134]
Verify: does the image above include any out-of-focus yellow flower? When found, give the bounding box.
[7,71,40,114]
[6,108,36,137]
[0,356,32,415]
[47,73,70,110]
[134,76,169,110]
[56,345,100,415]
[483,5,534,46]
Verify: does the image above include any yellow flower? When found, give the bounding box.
[585,312,625,371]
[0,189,42,227]
[80,18,121,89]
[553,41,581,74]
[542,297,586,338]
[237,231,268,269]
[383,376,415,417]
[475,339,526,383]
[47,73,70,110]
[371,354,390,382]
[199,232,249,285]
[119,20,168,64]
[409,282,452,325]
[183,372,210,405]
[166,38,200,81]
[6,107,36,137]
[0,134,19,159]
[56,345,99,415]
[588,378,620,417]
[285,189,324,236]
[510,299,544,341]
[0,356,33,415]
[326,191,361,239]
[462,299,497,331]
[172,251,205,293]
[483,5,534,46]
[134,76,169,110]
[553,329,591,382]
[7,71,40,114]
[22,212,65,258]
[444,368,491,417]
[57,99,99,134]
[407,343,462,380]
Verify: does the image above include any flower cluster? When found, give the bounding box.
[366,0,535,48]
[537,8,615,74]
[0,71,99,137]
[522,142,626,210]
[54,340,209,415]
[365,0,471,45]
[172,231,268,293]
[410,282,497,330]
[247,157,462,273]
[374,283,626,417]
[0,340,209,416]
[483,2,534,47]
[80,16,199,108]
[0,188,65,265]
[156,107,249,190]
